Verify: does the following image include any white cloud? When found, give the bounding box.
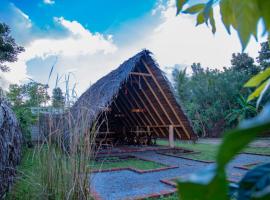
[43,0,55,5]
[2,1,268,96]
[1,14,117,93]
[144,1,267,70]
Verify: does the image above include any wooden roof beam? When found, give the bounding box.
[118,92,144,127]
[119,90,150,128]
[138,125,183,128]
[126,85,162,137]
[136,73,182,138]
[142,59,190,140]
[113,101,133,127]
[127,83,166,137]
[129,72,152,77]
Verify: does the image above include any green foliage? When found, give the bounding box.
[177,105,270,200]
[176,0,270,50]
[24,82,50,107]
[238,163,270,200]
[231,53,259,75]
[7,82,50,107]
[226,95,257,125]
[6,148,44,200]
[7,82,49,144]
[14,106,36,144]
[245,67,270,106]
[257,42,270,71]
[173,60,255,137]
[0,22,24,72]
[52,87,65,108]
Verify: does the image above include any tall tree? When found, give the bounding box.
[0,23,24,72]
[257,41,270,70]
[7,82,50,144]
[23,82,50,107]
[52,87,65,108]
[231,53,259,75]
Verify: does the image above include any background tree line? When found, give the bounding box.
[173,41,270,137]
[6,83,65,145]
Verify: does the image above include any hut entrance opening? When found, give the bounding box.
[94,61,186,149]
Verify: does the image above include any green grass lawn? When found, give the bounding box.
[157,139,270,162]
[91,157,165,171]
[6,148,44,200]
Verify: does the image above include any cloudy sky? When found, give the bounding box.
[0,0,267,96]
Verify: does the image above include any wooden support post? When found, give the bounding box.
[147,126,150,136]
[169,125,174,148]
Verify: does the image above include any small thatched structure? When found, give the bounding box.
[70,50,196,145]
[0,98,22,198]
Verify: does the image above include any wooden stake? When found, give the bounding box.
[169,125,174,148]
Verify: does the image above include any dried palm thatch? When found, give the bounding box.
[0,98,22,198]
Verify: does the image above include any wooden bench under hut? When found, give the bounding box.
[70,50,197,149]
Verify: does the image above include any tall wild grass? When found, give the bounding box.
[35,109,100,200]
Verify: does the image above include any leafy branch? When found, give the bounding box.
[176,0,270,50]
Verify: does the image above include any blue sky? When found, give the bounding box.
[7,0,157,33]
[0,0,267,96]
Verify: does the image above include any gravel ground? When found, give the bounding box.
[90,151,270,200]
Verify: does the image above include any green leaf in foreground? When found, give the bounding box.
[182,4,205,14]
[217,104,270,170]
[176,0,188,14]
[244,68,270,87]
[238,163,270,200]
[178,166,228,200]
[232,0,260,50]
[178,104,270,200]
[247,80,269,102]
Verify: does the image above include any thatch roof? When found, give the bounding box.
[71,49,197,140]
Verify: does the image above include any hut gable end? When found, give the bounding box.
[71,50,197,140]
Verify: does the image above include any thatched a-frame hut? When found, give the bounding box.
[71,50,197,146]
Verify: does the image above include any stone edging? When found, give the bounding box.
[91,165,178,174]
[97,146,172,155]
[241,152,270,156]
[158,152,215,163]
[234,161,262,170]
[132,189,177,200]
[90,188,103,200]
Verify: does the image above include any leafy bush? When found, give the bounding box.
[173,59,257,137]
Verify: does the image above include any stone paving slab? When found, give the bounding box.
[90,151,270,200]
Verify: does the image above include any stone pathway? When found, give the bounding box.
[90,151,270,200]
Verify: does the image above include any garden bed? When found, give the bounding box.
[90,155,177,173]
